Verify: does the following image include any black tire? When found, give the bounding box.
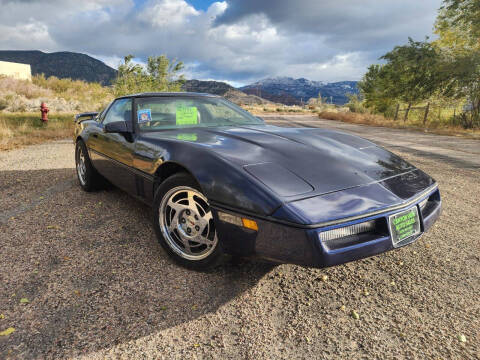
[153,172,225,270]
[75,140,104,192]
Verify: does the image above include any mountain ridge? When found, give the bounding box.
[240,77,358,105]
[183,79,271,105]
[0,51,358,105]
[0,50,117,84]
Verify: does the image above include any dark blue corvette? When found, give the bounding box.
[74,92,441,269]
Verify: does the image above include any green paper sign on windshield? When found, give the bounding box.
[176,106,198,125]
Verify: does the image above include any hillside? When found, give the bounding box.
[183,79,234,95]
[0,50,117,84]
[240,77,358,105]
[241,87,301,105]
[0,51,356,105]
[183,79,271,105]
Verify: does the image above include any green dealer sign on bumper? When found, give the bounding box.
[389,206,421,247]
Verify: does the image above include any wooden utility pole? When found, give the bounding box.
[423,102,430,126]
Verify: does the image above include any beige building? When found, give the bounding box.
[0,60,32,81]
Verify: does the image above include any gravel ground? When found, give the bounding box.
[0,116,479,359]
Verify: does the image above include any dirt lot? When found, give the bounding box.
[0,115,479,359]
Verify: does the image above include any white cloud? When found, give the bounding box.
[141,0,199,27]
[280,53,370,82]
[0,0,442,84]
[0,21,56,50]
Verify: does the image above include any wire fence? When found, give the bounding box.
[393,102,476,128]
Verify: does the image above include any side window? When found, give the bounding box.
[103,98,132,125]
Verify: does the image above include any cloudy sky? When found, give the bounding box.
[0,0,441,86]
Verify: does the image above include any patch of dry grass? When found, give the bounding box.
[318,111,480,138]
[0,75,52,99]
[32,75,113,110]
[0,75,114,113]
[318,111,391,126]
[0,119,14,140]
[243,104,312,115]
[0,112,74,151]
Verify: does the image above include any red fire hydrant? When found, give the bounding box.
[40,102,49,124]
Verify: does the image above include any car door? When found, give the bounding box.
[87,102,110,166]
[90,97,136,194]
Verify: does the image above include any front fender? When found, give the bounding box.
[167,146,281,216]
[136,138,281,216]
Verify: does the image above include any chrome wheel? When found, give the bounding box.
[76,145,87,186]
[159,186,217,261]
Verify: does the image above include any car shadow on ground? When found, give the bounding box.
[0,168,275,359]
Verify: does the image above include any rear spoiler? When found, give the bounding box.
[74,112,99,123]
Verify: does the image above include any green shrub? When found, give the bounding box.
[346,94,367,114]
[113,55,185,97]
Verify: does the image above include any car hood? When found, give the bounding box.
[152,124,420,201]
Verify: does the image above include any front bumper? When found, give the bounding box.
[214,187,441,268]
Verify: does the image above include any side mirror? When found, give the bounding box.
[104,121,129,133]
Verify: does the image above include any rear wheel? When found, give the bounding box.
[75,140,104,191]
[153,173,224,270]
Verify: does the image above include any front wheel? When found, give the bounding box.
[153,173,224,270]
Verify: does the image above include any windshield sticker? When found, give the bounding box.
[176,106,198,125]
[138,109,152,123]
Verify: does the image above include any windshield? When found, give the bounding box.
[136,96,264,131]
